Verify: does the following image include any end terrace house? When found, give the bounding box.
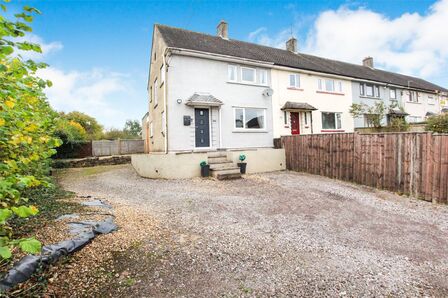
[145,22,275,153]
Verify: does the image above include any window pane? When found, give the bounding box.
[322,112,336,129]
[235,109,244,128]
[245,108,264,129]
[336,113,342,129]
[366,84,374,96]
[338,81,342,92]
[259,70,267,85]
[289,74,295,87]
[390,89,396,99]
[318,79,322,90]
[360,84,364,95]
[325,80,334,92]
[374,86,380,97]
[241,68,255,82]
[228,65,236,81]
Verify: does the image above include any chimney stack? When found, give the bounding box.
[286,37,298,53]
[363,56,374,68]
[217,20,228,39]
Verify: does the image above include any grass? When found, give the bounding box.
[53,164,126,179]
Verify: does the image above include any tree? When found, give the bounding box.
[349,101,406,130]
[63,111,103,140]
[0,2,61,258]
[54,118,88,142]
[426,113,448,133]
[123,119,142,137]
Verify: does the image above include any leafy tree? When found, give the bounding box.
[54,118,88,142]
[426,113,448,133]
[63,111,103,140]
[123,119,142,137]
[0,2,61,258]
[350,101,406,130]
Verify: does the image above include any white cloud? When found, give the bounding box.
[38,67,132,128]
[15,33,63,60]
[247,0,448,85]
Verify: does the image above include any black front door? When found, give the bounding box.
[195,108,210,147]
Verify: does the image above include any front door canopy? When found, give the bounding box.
[281,101,317,111]
[186,93,223,107]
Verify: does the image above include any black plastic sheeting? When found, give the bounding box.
[0,204,117,292]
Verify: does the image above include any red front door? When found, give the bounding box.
[290,112,300,135]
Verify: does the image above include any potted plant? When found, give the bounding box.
[237,154,247,174]
[200,161,210,177]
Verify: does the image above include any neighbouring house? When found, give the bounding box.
[352,57,448,127]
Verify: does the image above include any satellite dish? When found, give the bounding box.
[262,88,274,97]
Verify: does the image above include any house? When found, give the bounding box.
[137,21,447,179]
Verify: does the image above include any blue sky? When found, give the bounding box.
[8,0,448,128]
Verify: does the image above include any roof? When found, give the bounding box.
[156,24,447,93]
[281,101,317,111]
[426,111,436,116]
[388,109,409,116]
[185,93,223,106]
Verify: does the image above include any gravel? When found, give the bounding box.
[57,164,448,297]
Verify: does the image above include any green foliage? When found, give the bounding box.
[350,102,386,128]
[63,111,103,140]
[0,2,60,258]
[239,154,246,162]
[425,113,448,133]
[199,161,207,167]
[388,116,409,132]
[55,116,88,142]
[124,119,142,137]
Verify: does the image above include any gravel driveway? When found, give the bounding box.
[60,165,448,297]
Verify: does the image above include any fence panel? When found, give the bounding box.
[92,139,144,156]
[282,132,448,204]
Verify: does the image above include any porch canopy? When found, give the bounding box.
[185,93,223,107]
[426,111,436,116]
[281,101,317,111]
[388,109,409,116]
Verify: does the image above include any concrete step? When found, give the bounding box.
[209,162,236,170]
[207,151,227,158]
[211,168,242,180]
[208,156,229,164]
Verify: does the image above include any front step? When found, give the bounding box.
[207,152,242,180]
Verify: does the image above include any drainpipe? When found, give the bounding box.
[163,48,169,154]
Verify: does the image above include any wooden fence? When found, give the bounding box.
[92,139,144,156]
[282,132,448,204]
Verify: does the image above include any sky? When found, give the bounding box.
[7,0,448,128]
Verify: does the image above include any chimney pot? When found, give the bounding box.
[286,37,298,53]
[217,20,228,39]
[363,57,374,68]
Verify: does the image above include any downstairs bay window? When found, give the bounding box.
[234,107,266,130]
[321,112,342,130]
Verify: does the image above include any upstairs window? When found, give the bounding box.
[160,64,166,84]
[153,78,158,106]
[149,86,152,103]
[408,91,419,103]
[365,84,374,97]
[318,78,342,93]
[241,67,256,83]
[322,112,342,130]
[374,86,380,97]
[258,69,268,85]
[289,74,300,88]
[360,84,365,95]
[360,83,381,98]
[390,88,397,100]
[228,65,237,82]
[428,95,435,105]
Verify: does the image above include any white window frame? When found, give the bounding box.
[161,110,165,134]
[288,73,300,88]
[258,69,268,85]
[321,112,342,130]
[228,64,237,82]
[150,122,154,138]
[365,84,374,97]
[233,107,266,130]
[390,88,397,100]
[153,78,158,107]
[318,78,342,93]
[428,95,435,105]
[240,67,256,84]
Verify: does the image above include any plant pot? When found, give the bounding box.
[201,165,210,177]
[237,162,247,174]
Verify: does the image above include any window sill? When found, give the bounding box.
[360,95,381,99]
[232,129,268,133]
[227,81,269,88]
[406,101,421,104]
[284,125,290,128]
[287,87,304,91]
[316,91,345,96]
[321,129,345,133]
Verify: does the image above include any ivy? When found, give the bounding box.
[0,1,61,258]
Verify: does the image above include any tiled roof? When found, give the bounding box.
[156,24,447,93]
[281,102,317,111]
[185,93,223,106]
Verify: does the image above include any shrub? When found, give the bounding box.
[0,3,61,258]
[426,114,448,133]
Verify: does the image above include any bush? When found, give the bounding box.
[0,4,61,259]
[426,114,448,133]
